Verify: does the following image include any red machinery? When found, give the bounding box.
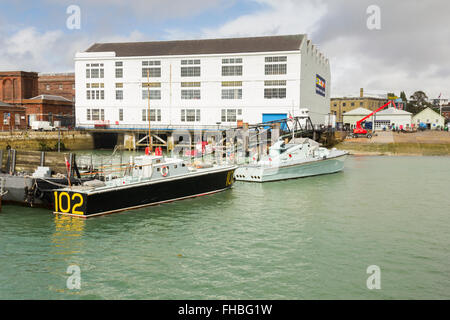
[350,100,395,138]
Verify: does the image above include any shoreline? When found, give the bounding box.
[335,142,450,156]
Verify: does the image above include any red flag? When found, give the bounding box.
[64,156,70,171]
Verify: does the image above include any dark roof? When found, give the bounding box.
[441,106,450,112]
[85,34,305,57]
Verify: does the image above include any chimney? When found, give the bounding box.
[360,88,364,98]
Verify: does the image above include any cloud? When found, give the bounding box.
[187,0,450,98]
[42,0,227,21]
[1,0,449,99]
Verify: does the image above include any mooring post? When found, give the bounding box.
[5,149,11,174]
[40,151,45,167]
[69,153,74,178]
[10,149,16,175]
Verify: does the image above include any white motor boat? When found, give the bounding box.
[234,138,348,183]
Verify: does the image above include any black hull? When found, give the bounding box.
[54,168,236,218]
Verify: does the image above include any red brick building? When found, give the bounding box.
[38,73,75,102]
[0,71,39,104]
[22,95,74,127]
[0,101,27,131]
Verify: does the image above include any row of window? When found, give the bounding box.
[45,84,75,90]
[89,79,285,101]
[86,108,243,123]
[88,56,287,80]
[91,87,285,101]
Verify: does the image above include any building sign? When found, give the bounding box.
[316,74,326,97]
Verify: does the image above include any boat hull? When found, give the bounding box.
[235,154,347,182]
[53,167,236,218]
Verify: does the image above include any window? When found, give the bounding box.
[181,59,200,65]
[221,109,240,122]
[181,89,200,100]
[264,64,287,75]
[86,63,104,79]
[15,114,20,125]
[264,80,286,86]
[115,83,123,100]
[222,58,242,64]
[115,68,123,78]
[181,66,200,77]
[59,84,63,90]
[222,81,242,87]
[119,109,123,121]
[264,88,286,99]
[222,65,242,76]
[142,89,161,100]
[92,109,100,121]
[222,58,242,76]
[265,56,287,62]
[351,102,355,106]
[222,89,242,99]
[142,61,161,78]
[142,68,161,78]
[87,109,91,121]
[264,80,286,99]
[86,83,104,100]
[181,82,201,87]
[221,81,242,99]
[142,109,161,121]
[142,61,161,66]
[46,84,50,90]
[181,109,200,122]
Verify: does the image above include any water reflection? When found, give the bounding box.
[51,214,85,256]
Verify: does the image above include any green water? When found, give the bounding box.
[1,156,449,299]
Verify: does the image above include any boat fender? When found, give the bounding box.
[161,166,169,177]
[34,187,44,199]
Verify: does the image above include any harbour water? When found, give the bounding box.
[1,155,449,299]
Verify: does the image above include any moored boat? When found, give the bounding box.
[234,138,347,183]
[53,154,237,218]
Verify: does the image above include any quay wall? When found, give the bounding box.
[0,130,94,151]
[335,131,450,156]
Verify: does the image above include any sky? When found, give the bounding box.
[0,0,449,99]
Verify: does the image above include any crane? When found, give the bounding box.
[350,100,395,138]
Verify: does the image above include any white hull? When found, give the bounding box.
[235,154,347,182]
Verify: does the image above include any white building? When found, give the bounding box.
[343,107,412,130]
[412,107,445,129]
[74,34,330,130]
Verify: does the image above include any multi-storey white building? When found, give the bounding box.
[74,34,330,130]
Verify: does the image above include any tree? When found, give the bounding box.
[409,91,429,107]
[400,91,407,102]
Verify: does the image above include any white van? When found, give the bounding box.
[31,121,56,131]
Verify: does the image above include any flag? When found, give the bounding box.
[64,156,71,171]
[288,112,293,120]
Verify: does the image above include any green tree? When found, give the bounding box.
[400,91,407,102]
[409,91,429,107]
